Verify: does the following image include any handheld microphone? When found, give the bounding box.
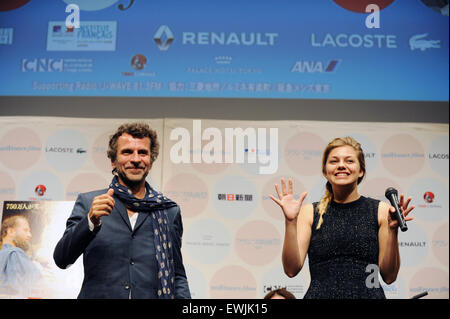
[411,291,428,299]
[385,187,408,232]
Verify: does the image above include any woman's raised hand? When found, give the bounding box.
[270,178,308,222]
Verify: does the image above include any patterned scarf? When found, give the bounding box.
[109,175,176,299]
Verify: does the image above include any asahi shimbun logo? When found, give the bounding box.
[217,193,253,202]
[169,120,278,175]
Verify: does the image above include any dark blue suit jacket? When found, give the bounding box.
[53,189,191,299]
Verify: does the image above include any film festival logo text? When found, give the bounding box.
[170,120,278,175]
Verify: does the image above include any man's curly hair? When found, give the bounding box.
[107,122,160,165]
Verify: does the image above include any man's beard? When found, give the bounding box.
[14,237,30,253]
[116,167,148,189]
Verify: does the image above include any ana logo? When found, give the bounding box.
[131,54,147,70]
[154,25,174,51]
[409,34,441,51]
[35,184,47,197]
[291,60,340,73]
[423,191,435,203]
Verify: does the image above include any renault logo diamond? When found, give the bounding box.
[153,25,174,51]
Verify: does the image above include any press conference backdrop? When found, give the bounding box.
[0,117,448,298]
[0,0,448,101]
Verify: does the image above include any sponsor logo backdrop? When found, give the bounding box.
[0,1,448,100]
[0,117,448,298]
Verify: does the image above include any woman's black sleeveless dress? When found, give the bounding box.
[304,196,386,299]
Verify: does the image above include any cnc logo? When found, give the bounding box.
[263,285,289,294]
[21,58,64,72]
[153,25,174,51]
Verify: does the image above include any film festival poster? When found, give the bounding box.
[0,200,82,299]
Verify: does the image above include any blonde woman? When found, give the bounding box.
[270,137,414,299]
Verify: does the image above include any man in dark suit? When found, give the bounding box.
[53,122,191,299]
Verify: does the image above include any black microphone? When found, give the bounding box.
[411,291,428,299]
[385,187,408,232]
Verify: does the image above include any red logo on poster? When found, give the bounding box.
[333,0,395,13]
[35,184,47,197]
[0,0,32,11]
[423,191,434,203]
